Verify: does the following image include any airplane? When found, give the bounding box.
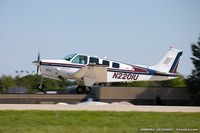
[33,47,183,94]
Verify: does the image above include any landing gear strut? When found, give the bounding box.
[37,77,44,90]
[76,86,91,94]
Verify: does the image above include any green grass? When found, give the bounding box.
[0,111,199,133]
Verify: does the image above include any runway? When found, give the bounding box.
[0,104,199,112]
[0,94,93,104]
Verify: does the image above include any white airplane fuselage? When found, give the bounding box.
[39,56,177,83]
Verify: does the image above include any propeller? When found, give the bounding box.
[32,52,41,75]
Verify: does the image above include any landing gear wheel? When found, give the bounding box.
[37,76,44,91]
[76,86,84,94]
[84,87,91,94]
[37,84,44,90]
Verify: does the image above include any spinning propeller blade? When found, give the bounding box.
[32,51,41,75]
[37,52,40,75]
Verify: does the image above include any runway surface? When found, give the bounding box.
[0,104,200,112]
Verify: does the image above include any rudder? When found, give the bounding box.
[151,47,183,73]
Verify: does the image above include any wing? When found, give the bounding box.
[72,64,107,86]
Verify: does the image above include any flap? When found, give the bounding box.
[73,64,107,86]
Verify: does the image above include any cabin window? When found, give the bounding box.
[112,62,120,68]
[72,55,88,64]
[63,54,77,61]
[102,60,109,67]
[89,57,99,64]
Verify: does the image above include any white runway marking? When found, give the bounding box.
[0,104,200,112]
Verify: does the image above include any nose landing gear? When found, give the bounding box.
[37,77,44,90]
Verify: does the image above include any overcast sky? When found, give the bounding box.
[0,0,200,76]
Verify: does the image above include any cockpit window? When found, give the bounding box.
[63,54,77,61]
[72,55,88,64]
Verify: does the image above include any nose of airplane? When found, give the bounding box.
[33,52,41,75]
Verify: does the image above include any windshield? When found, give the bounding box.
[63,54,77,61]
[72,55,88,64]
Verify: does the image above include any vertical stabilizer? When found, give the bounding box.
[151,48,183,73]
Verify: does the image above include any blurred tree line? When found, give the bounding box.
[0,75,74,93]
[0,74,186,94]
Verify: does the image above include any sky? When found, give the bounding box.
[0,0,200,76]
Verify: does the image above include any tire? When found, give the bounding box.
[76,86,84,94]
[84,87,91,94]
[37,84,44,90]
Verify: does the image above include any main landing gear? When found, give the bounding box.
[76,86,91,94]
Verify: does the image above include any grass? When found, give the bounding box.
[0,111,199,133]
